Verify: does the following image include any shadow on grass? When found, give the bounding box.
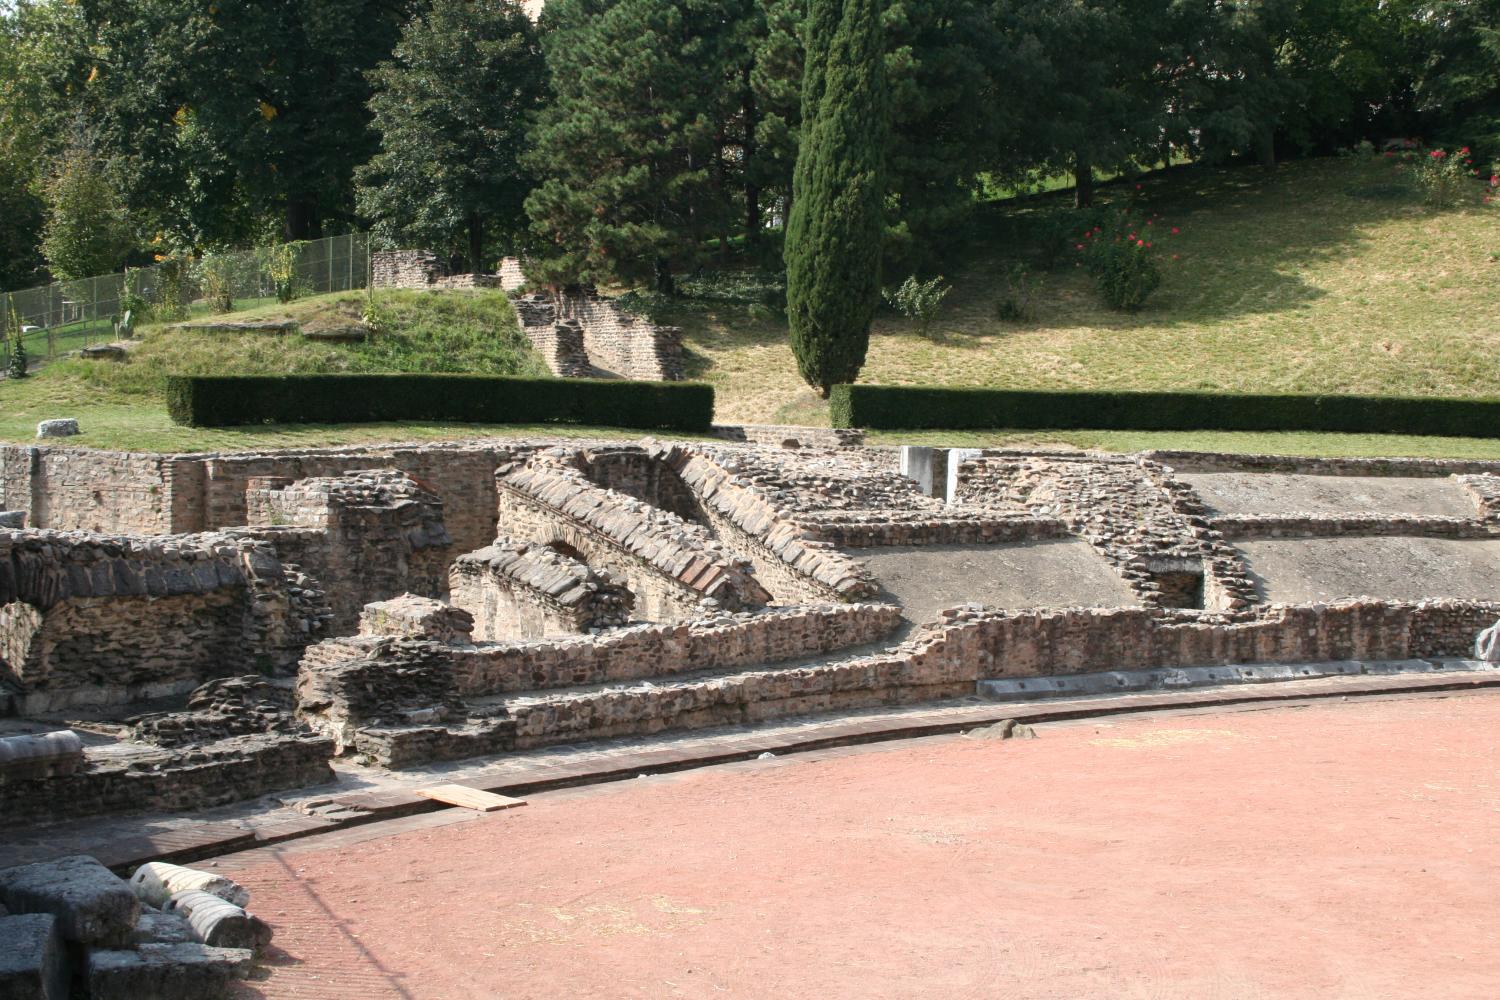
[952,157,1439,334]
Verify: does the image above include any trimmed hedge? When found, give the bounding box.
[829,384,1500,438]
[166,374,714,431]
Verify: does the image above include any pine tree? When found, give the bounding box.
[524,0,728,292]
[784,0,888,398]
[356,0,545,270]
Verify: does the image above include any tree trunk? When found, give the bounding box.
[1073,151,1094,209]
[743,66,761,248]
[284,199,321,241]
[654,256,676,296]
[1255,125,1277,170]
[467,214,485,274]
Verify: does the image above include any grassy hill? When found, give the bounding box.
[665,156,1500,431]
[4,155,1500,457]
[0,288,573,451]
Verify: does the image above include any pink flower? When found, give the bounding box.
[1136,239,1146,247]
[1490,175,1498,187]
[1075,243,1085,250]
[1170,227,1180,235]
[1431,150,1447,159]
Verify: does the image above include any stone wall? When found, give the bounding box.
[1144,450,1500,478]
[0,733,334,829]
[1457,475,1500,524]
[370,250,503,291]
[498,257,528,292]
[1208,513,1496,540]
[512,293,685,381]
[243,470,454,630]
[496,458,771,619]
[558,293,684,381]
[449,540,634,640]
[190,443,522,554]
[0,447,175,535]
[0,530,323,714]
[449,602,903,695]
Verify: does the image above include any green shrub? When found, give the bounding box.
[165,374,715,431]
[828,384,1500,438]
[191,252,234,313]
[883,274,951,337]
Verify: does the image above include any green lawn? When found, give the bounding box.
[5,156,1500,458]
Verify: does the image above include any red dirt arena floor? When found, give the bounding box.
[221,691,1500,1000]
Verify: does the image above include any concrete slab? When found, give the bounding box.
[855,538,1138,625]
[1235,536,1500,603]
[1182,473,1478,517]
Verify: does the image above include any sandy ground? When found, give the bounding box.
[1236,535,1500,603]
[856,539,1139,625]
[1179,473,1478,517]
[228,692,1500,1000]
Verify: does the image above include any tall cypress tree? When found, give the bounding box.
[784,0,888,398]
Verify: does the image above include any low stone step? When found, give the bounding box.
[976,657,1497,701]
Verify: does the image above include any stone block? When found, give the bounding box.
[0,512,25,529]
[87,942,253,1000]
[129,863,250,910]
[0,913,67,1000]
[0,856,139,947]
[33,420,78,439]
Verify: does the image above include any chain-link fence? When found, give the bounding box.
[1,233,371,365]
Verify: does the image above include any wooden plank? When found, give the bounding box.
[415,784,527,813]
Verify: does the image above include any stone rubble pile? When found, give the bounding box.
[0,855,271,999]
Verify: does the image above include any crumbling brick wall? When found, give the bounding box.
[243,470,454,631]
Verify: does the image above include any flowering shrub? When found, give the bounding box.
[1398,145,1494,208]
[1074,208,1178,311]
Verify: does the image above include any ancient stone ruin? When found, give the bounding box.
[370,249,686,380]
[4,435,1500,837]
